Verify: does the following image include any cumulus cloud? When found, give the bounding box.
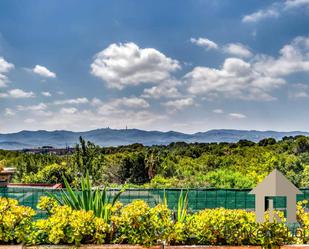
[54,97,89,105]
[228,113,247,119]
[32,65,56,78]
[253,36,309,77]
[0,57,14,87]
[223,43,253,58]
[164,97,195,111]
[185,58,285,101]
[0,88,35,98]
[41,91,51,97]
[185,37,309,101]
[90,42,180,89]
[190,37,219,50]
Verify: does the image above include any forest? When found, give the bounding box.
[1,135,309,189]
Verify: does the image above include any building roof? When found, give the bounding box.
[249,169,302,196]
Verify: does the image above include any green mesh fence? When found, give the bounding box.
[0,187,308,219]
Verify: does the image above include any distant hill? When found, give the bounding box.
[0,128,308,150]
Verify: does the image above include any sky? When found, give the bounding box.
[1,0,309,133]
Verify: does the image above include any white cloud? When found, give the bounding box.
[24,118,36,124]
[38,108,165,131]
[190,37,219,50]
[242,8,279,23]
[164,97,195,111]
[90,42,180,89]
[4,108,15,116]
[60,107,78,114]
[242,1,309,23]
[142,78,181,99]
[41,91,51,97]
[190,38,252,59]
[9,89,35,98]
[0,57,14,87]
[101,97,149,110]
[97,97,150,116]
[223,43,253,58]
[116,97,149,109]
[142,85,180,99]
[80,96,160,130]
[32,65,56,78]
[17,103,47,111]
[288,83,309,99]
[228,113,247,119]
[90,97,102,106]
[284,0,309,8]
[54,97,89,105]
[213,109,224,114]
[185,58,284,101]
[253,36,309,77]
[0,88,35,98]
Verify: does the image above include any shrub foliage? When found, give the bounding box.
[0,196,308,247]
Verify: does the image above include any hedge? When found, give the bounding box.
[0,197,308,247]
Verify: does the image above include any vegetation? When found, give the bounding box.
[0,197,35,244]
[48,172,123,222]
[1,135,309,188]
[30,204,111,245]
[0,196,308,246]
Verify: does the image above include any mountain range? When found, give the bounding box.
[0,128,308,150]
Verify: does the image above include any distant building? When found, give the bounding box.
[22,147,75,155]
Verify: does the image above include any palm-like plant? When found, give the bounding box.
[177,190,188,223]
[48,172,123,222]
[162,189,188,223]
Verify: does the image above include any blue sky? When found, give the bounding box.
[1,0,309,133]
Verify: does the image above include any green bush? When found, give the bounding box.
[185,208,297,247]
[0,197,35,244]
[186,208,256,245]
[112,200,175,246]
[297,200,309,243]
[28,204,111,245]
[0,196,308,246]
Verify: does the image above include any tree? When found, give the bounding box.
[72,137,105,183]
[237,139,255,147]
[258,138,276,146]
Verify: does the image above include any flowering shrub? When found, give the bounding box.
[185,208,300,247]
[28,204,111,245]
[0,196,308,246]
[36,196,59,214]
[112,200,175,246]
[0,197,35,244]
[185,208,257,245]
[297,200,309,243]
